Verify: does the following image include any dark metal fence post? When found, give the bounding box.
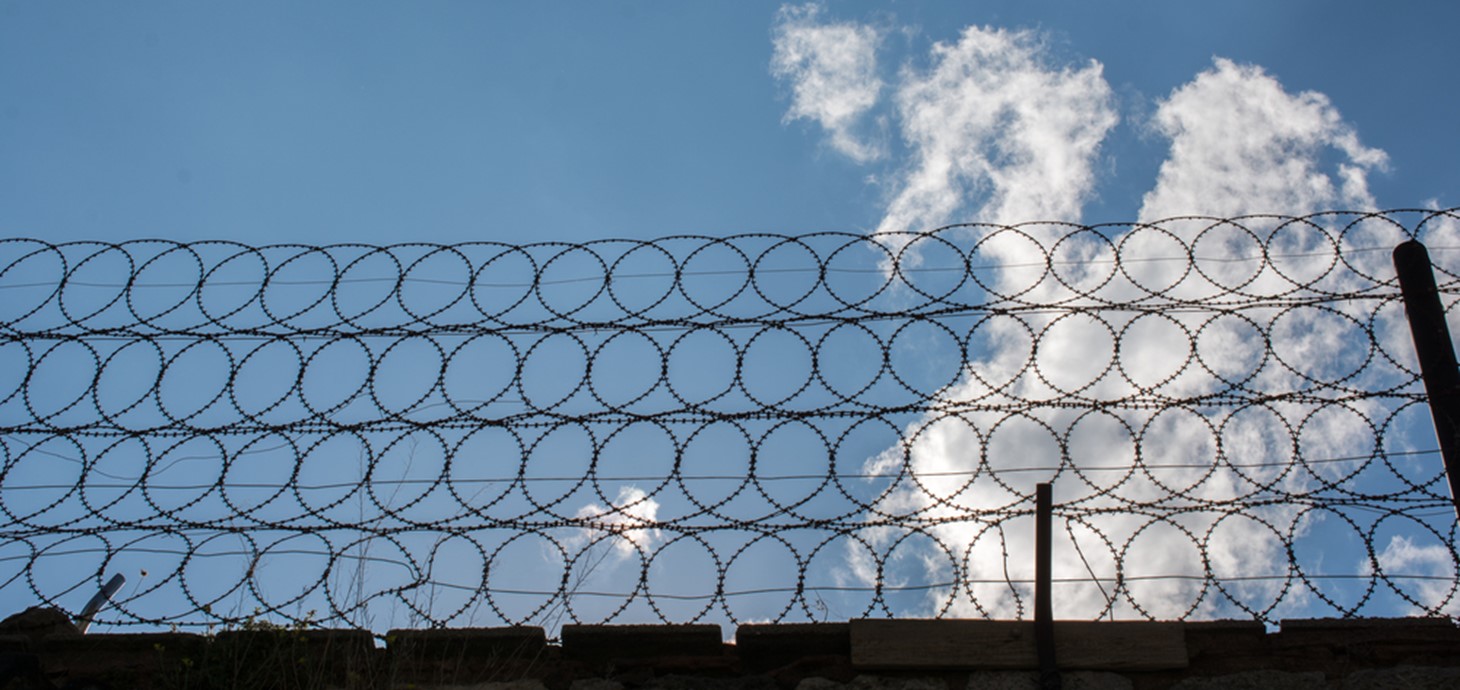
[1035,482,1060,689]
[1393,240,1460,519]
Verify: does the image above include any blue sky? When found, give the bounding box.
[2,1,1457,245]
[4,2,1460,631]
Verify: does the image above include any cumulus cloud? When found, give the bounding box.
[847,50,1406,620]
[771,3,885,163]
[876,26,1117,245]
[1140,58,1389,221]
[571,486,662,559]
[1370,535,1460,616]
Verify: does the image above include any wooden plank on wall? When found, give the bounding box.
[850,620,1188,671]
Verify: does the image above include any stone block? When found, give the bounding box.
[798,676,946,690]
[963,671,1133,689]
[638,674,779,689]
[571,680,627,690]
[1169,669,1326,690]
[1341,665,1460,689]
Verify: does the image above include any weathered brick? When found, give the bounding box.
[208,628,377,687]
[1276,617,1456,641]
[1273,617,1460,670]
[37,632,207,688]
[388,626,547,659]
[19,618,1460,688]
[851,620,1186,671]
[1182,620,1268,675]
[387,626,552,684]
[737,623,850,672]
[562,624,723,660]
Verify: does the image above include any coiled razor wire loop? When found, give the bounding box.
[1,209,1459,633]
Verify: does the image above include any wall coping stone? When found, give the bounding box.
[737,622,851,672]
[561,624,726,665]
[389,626,548,654]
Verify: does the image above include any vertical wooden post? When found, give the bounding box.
[1393,240,1460,519]
[1035,482,1060,689]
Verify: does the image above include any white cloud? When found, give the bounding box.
[1140,58,1388,221]
[876,26,1117,249]
[771,3,885,163]
[850,50,1407,620]
[571,486,662,559]
[1371,534,1460,616]
[838,24,1127,618]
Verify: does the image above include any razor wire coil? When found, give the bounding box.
[1,209,1458,633]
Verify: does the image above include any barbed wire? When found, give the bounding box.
[2,209,1458,633]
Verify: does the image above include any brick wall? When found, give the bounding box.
[2,618,1458,689]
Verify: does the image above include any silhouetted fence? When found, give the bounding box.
[2,209,1457,633]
